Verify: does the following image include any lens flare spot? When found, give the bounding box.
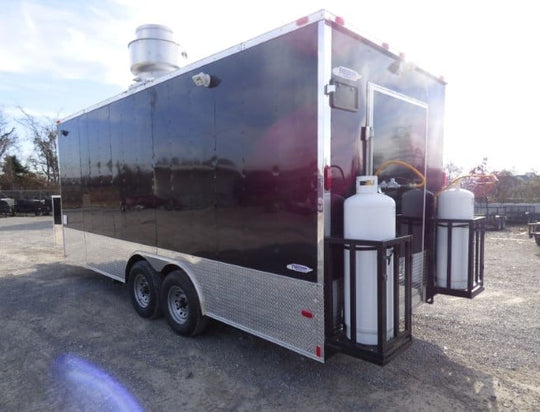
[52,354,144,412]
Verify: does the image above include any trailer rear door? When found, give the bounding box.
[367,83,428,303]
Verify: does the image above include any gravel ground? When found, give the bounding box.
[0,216,538,411]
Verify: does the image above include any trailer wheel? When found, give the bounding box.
[535,235,540,246]
[161,270,207,336]
[128,261,163,319]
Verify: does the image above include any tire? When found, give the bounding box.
[535,235,540,247]
[161,270,207,337]
[128,261,163,319]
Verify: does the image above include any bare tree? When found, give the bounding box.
[0,110,16,160]
[491,170,522,202]
[443,161,463,181]
[18,109,59,186]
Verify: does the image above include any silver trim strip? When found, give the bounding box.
[84,264,124,282]
[367,82,429,111]
[317,20,333,285]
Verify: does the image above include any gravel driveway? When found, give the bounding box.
[0,216,538,411]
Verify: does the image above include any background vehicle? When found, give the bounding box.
[0,200,11,216]
[14,199,48,216]
[0,198,15,216]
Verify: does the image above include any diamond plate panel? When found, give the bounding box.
[63,228,326,361]
[158,247,326,361]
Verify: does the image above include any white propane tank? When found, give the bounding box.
[436,187,475,289]
[344,176,395,345]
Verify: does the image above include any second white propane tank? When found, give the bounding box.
[344,176,395,345]
[436,187,474,289]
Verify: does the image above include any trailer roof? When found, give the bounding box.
[60,9,445,123]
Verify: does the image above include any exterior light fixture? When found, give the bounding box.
[192,72,221,88]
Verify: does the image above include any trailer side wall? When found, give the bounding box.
[60,23,320,282]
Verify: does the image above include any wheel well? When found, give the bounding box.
[161,264,181,277]
[125,255,146,282]
[125,257,186,282]
[125,258,202,310]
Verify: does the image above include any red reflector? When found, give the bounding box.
[301,310,314,318]
[399,52,406,60]
[382,42,390,50]
[316,345,322,357]
[335,16,345,25]
[324,165,332,191]
[296,16,309,26]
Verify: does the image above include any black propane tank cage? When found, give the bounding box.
[430,216,486,300]
[324,235,412,365]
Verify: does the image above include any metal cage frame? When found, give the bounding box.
[324,235,412,365]
[430,217,485,300]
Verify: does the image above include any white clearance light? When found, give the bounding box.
[192,72,211,87]
[332,66,361,82]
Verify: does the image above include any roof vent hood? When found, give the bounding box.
[128,24,187,83]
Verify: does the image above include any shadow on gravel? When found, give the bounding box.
[195,322,500,411]
[0,262,500,411]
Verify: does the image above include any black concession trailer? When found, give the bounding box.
[58,10,484,365]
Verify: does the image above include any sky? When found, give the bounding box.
[1,0,538,174]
